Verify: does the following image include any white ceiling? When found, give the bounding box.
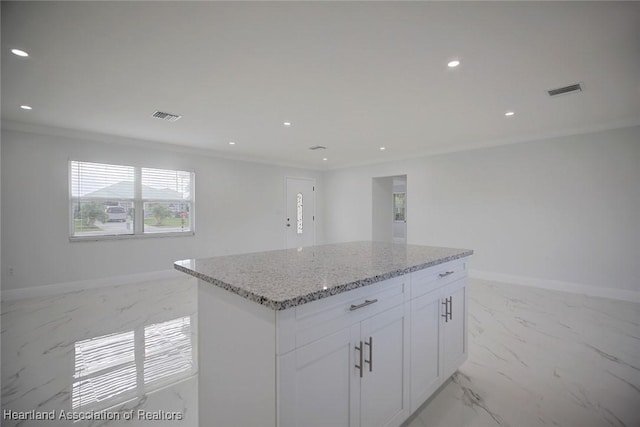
[2,1,639,169]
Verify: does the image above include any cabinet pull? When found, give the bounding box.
[349,299,378,311]
[355,341,364,378]
[441,300,449,322]
[364,336,373,372]
[439,271,454,278]
[448,296,453,321]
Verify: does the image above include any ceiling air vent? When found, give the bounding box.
[547,83,582,97]
[309,146,327,151]
[152,111,182,122]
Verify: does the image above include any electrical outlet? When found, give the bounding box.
[8,266,14,277]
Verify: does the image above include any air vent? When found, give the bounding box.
[152,111,182,122]
[547,83,582,97]
[309,146,327,151]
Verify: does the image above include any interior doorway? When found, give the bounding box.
[285,177,316,249]
[372,175,407,243]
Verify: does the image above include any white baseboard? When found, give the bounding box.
[469,269,640,303]
[1,269,192,302]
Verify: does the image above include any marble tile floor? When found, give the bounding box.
[2,277,639,427]
[405,280,640,427]
[1,277,198,427]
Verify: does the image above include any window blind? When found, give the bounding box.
[71,161,135,199]
[141,167,191,200]
[141,167,193,234]
[69,161,194,238]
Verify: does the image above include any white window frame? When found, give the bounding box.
[69,160,195,241]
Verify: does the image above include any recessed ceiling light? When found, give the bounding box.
[380,147,386,151]
[447,60,460,68]
[322,157,328,161]
[229,141,236,145]
[11,48,29,57]
[20,105,32,110]
[283,122,291,126]
[504,111,515,117]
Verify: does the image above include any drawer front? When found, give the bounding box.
[410,258,467,300]
[279,275,407,353]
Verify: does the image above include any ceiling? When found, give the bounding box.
[2,1,639,170]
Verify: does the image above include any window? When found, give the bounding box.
[393,192,406,221]
[296,192,303,234]
[70,161,194,239]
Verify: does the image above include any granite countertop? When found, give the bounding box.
[174,241,473,310]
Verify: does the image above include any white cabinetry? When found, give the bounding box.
[278,278,410,427]
[441,279,467,379]
[410,288,442,411]
[278,327,354,427]
[360,304,408,427]
[197,258,468,427]
[410,259,468,412]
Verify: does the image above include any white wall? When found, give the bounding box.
[372,176,393,242]
[0,137,2,384]
[1,127,324,291]
[3,124,638,296]
[324,126,640,294]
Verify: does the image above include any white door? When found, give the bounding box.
[360,304,410,427]
[278,327,359,427]
[285,177,316,249]
[410,290,443,412]
[442,281,467,378]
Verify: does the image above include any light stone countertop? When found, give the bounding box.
[174,241,473,310]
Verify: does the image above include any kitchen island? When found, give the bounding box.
[175,241,473,427]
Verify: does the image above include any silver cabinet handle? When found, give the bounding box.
[439,271,454,278]
[349,299,378,311]
[364,336,373,372]
[442,297,453,322]
[355,341,364,378]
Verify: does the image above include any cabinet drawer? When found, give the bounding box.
[278,276,407,354]
[410,259,467,299]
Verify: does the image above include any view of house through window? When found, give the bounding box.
[70,161,194,238]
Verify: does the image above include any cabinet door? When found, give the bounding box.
[360,304,410,427]
[410,290,443,412]
[278,326,360,427]
[442,280,467,378]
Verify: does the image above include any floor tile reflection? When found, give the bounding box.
[3,277,639,427]
[2,277,197,427]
